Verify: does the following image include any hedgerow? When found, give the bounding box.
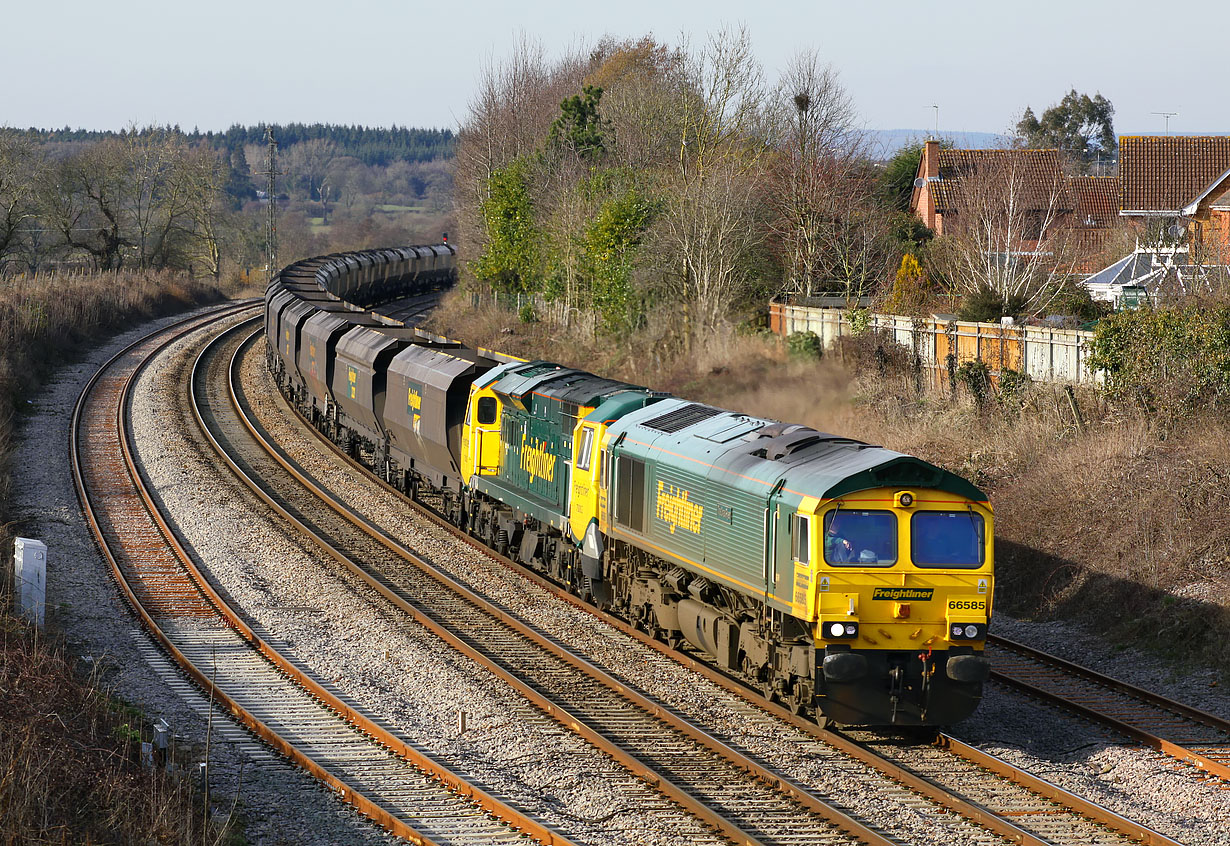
[1086,304,1230,418]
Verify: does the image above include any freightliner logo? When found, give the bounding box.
[872,588,934,601]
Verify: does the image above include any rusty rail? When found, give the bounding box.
[988,635,1230,783]
[71,307,564,846]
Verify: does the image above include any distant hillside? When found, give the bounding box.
[868,129,1008,158]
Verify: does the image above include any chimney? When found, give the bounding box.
[924,139,940,179]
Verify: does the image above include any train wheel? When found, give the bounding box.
[760,667,778,703]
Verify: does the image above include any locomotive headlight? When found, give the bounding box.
[950,623,985,641]
[824,621,859,639]
[894,491,915,508]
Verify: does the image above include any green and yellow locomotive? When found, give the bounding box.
[268,247,993,728]
[455,360,992,726]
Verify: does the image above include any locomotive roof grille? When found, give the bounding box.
[642,403,724,433]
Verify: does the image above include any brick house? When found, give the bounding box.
[910,140,1072,239]
[1118,135,1230,256]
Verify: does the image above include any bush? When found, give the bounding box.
[835,328,914,376]
[1086,304,1230,418]
[787,331,823,360]
[996,367,1031,410]
[518,302,538,323]
[955,359,993,406]
[957,285,1028,323]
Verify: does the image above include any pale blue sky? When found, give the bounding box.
[5,0,1223,137]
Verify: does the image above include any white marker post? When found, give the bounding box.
[13,537,47,628]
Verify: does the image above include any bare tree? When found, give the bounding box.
[763,51,876,300]
[42,140,129,270]
[658,28,770,336]
[0,131,41,273]
[588,36,688,173]
[455,36,586,273]
[179,146,228,278]
[124,129,196,269]
[284,138,338,201]
[930,151,1077,316]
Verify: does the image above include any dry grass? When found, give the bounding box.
[0,608,226,844]
[0,269,236,844]
[428,290,1230,676]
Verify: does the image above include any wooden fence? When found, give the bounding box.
[769,301,1101,386]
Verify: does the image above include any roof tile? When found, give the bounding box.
[1120,136,1230,213]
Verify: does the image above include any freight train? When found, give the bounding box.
[265,246,994,727]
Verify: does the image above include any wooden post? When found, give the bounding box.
[1064,385,1086,433]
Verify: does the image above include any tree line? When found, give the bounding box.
[0,122,457,278]
[14,123,454,167]
[455,34,1132,342]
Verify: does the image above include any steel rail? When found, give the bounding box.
[988,635,1230,783]
[72,307,560,846]
[217,327,887,846]
[253,320,1185,846]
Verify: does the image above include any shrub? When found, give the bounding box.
[1086,304,1230,418]
[957,285,1028,323]
[518,302,538,323]
[787,331,823,361]
[955,359,993,406]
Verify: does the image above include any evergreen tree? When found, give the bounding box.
[1017,90,1115,172]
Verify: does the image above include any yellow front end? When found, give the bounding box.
[804,487,994,725]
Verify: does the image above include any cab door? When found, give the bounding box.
[766,486,797,610]
[569,423,600,543]
[464,391,502,477]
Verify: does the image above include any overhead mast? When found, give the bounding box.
[261,127,281,286]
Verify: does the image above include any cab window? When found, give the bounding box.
[576,427,595,471]
[823,510,897,566]
[911,511,985,568]
[477,396,497,425]
[791,515,810,563]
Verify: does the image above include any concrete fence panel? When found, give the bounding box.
[770,302,1101,386]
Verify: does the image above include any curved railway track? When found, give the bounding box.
[72,304,566,846]
[217,316,1189,846]
[987,635,1230,783]
[204,324,885,846]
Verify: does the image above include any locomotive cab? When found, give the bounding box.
[807,487,993,726]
